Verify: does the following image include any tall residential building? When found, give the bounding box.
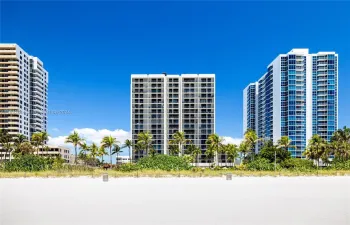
[131,74,215,162]
[0,44,48,140]
[243,49,338,157]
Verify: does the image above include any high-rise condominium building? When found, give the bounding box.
[0,44,48,140]
[131,74,215,162]
[243,49,338,157]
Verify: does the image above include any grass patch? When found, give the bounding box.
[1,169,350,178]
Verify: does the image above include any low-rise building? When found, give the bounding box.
[36,145,71,163]
[116,156,130,164]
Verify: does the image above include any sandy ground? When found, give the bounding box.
[0,176,349,225]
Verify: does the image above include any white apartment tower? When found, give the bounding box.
[0,44,48,140]
[131,74,215,162]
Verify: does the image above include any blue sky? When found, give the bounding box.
[1,1,350,150]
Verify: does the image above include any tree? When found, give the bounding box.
[133,142,143,159]
[303,135,328,168]
[101,135,119,165]
[137,132,153,156]
[18,142,35,155]
[277,136,295,152]
[65,131,84,164]
[79,142,90,157]
[258,140,291,163]
[244,129,261,159]
[78,142,90,165]
[331,127,350,161]
[224,144,239,167]
[39,132,49,156]
[111,145,123,164]
[168,140,179,156]
[0,130,13,161]
[185,144,202,166]
[31,133,41,156]
[238,141,251,163]
[89,143,99,159]
[122,139,132,163]
[206,134,223,165]
[13,134,27,153]
[172,131,188,156]
[98,146,108,163]
[205,144,215,165]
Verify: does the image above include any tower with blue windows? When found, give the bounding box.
[243,49,338,158]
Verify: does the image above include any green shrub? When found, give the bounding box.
[117,163,140,172]
[330,160,350,170]
[137,155,192,171]
[4,155,53,172]
[52,157,66,170]
[280,158,314,171]
[246,158,276,171]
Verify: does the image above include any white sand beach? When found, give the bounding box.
[0,176,349,225]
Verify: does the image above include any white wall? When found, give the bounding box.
[272,56,281,143]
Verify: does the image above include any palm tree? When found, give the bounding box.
[206,134,223,166]
[244,129,261,159]
[89,143,99,159]
[13,134,27,153]
[330,130,343,159]
[39,131,49,156]
[331,127,350,161]
[79,142,90,165]
[101,135,119,164]
[31,133,41,156]
[98,145,108,163]
[65,131,84,164]
[276,136,295,167]
[172,131,187,156]
[80,142,90,157]
[304,134,327,168]
[239,141,250,164]
[137,132,153,156]
[168,140,179,156]
[0,130,13,161]
[18,142,35,155]
[0,129,7,161]
[277,136,295,151]
[186,144,201,166]
[225,144,239,167]
[205,144,215,166]
[133,142,143,159]
[122,139,132,163]
[111,145,123,165]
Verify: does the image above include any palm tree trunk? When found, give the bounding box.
[109,147,112,164]
[74,145,77,164]
[129,147,132,163]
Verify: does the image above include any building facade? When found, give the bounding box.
[0,44,48,138]
[0,44,48,158]
[243,49,338,157]
[37,146,71,163]
[131,74,215,162]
